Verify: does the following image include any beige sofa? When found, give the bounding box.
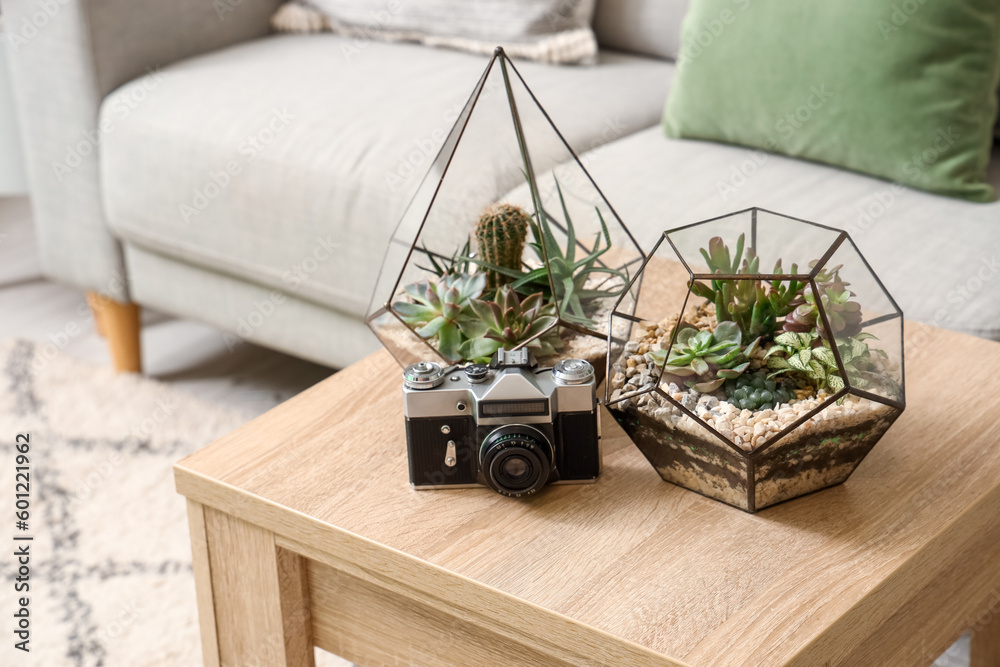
[3,0,998,371]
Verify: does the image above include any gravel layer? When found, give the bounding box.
[607,304,903,510]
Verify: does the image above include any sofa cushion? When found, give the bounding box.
[593,0,690,61]
[553,128,1000,340]
[272,0,599,65]
[100,34,672,319]
[664,0,1000,203]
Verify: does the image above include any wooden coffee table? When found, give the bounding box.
[174,322,1000,667]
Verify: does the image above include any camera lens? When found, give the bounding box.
[480,425,553,497]
[501,457,529,480]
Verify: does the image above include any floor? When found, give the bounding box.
[0,196,334,417]
[1,195,972,666]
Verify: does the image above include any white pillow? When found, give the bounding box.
[271,0,598,65]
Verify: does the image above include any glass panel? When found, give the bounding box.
[609,209,904,512]
[502,58,644,358]
[754,397,903,510]
[811,237,904,405]
[607,235,693,406]
[751,209,843,276]
[616,393,751,511]
[366,52,643,373]
[664,210,753,276]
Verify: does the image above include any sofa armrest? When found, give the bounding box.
[0,0,282,299]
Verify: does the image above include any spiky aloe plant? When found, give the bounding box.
[689,234,806,340]
[647,321,760,393]
[475,204,530,289]
[416,240,473,279]
[458,285,562,363]
[392,274,486,362]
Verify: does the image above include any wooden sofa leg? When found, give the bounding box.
[86,291,142,373]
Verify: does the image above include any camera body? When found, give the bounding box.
[402,349,601,497]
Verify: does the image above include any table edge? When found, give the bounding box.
[174,463,693,667]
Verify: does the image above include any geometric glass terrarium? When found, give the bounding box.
[606,208,905,512]
[366,48,644,377]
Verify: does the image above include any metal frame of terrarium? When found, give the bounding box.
[365,47,646,371]
[605,207,906,512]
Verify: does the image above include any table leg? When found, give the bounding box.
[971,596,1000,667]
[187,501,314,667]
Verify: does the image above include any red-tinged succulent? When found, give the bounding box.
[783,270,863,338]
[459,285,562,363]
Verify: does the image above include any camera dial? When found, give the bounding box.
[403,361,445,390]
[553,358,595,385]
[480,424,553,497]
[464,363,491,384]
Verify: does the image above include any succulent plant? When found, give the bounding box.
[690,234,807,340]
[468,180,627,327]
[725,370,796,411]
[782,272,863,338]
[475,203,530,289]
[765,330,898,402]
[647,321,760,393]
[393,273,486,361]
[764,331,846,392]
[458,285,562,363]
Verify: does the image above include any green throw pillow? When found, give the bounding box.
[663,0,1000,202]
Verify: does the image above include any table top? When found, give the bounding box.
[175,322,1000,667]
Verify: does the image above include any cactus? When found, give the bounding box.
[468,182,627,326]
[474,203,530,289]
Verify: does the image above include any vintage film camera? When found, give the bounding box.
[402,349,601,497]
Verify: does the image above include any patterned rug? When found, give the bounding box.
[0,339,349,666]
[0,337,968,666]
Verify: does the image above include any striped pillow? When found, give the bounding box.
[271,0,598,65]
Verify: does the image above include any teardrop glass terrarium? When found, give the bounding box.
[366,48,644,378]
[606,208,905,512]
